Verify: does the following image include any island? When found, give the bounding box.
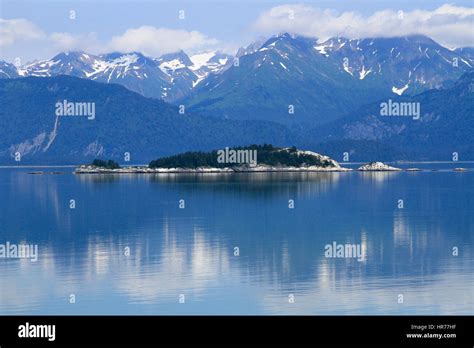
[75,145,352,174]
[75,147,462,174]
[357,161,402,171]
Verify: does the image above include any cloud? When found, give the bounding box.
[252,4,474,48]
[50,32,101,52]
[0,18,46,47]
[49,26,220,57]
[107,26,219,56]
[0,19,221,61]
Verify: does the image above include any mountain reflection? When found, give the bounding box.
[0,168,472,314]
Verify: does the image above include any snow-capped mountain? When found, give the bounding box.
[313,34,473,95]
[153,50,232,100]
[189,51,232,86]
[184,33,372,126]
[1,33,472,117]
[18,51,101,78]
[236,37,268,57]
[183,33,473,126]
[4,50,232,102]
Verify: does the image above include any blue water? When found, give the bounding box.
[0,165,473,315]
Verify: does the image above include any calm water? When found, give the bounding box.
[0,164,473,315]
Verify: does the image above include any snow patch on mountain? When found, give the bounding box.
[187,51,232,87]
[359,66,371,80]
[343,64,353,76]
[83,141,105,157]
[192,76,206,88]
[159,59,186,73]
[18,59,60,77]
[392,84,409,95]
[314,45,329,56]
[189,52,217,70]
[43,115,60,152]
[9,132,47,157]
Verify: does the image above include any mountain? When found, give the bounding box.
[301,72,474,160]
[1,72,472,164]
[183,33,384,127]
[2,33,472,128]
[8,50,232,103]
[455,47,474,64]
[154,50,232,100]
[315,35,473,95]
[0,76,291,164]
[0,61,19,78]
[1,34,472,163]
[236,37,268,57]
[183,34,473,127]
[188,51,233,84]
[19,51,104,78]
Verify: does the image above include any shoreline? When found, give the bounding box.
[0,164,471,174]
[72,166,472,175]
[1,161,474,169]
[73,166,354,174]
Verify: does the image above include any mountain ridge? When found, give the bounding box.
[2,33,472,114]
[181,33,473,127]
[300,71,474,160]
[2,50,232,103]
[0,75,292,164]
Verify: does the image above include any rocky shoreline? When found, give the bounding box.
[74,164,353,174]
[73,162,470,175]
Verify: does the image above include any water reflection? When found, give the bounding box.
[0,169,472,314]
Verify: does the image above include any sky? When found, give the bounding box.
[1,0,473,63]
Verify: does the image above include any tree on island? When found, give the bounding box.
[149,144,335,169]
[91,159,120,169]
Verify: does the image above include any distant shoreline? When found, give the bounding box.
[73,166,353,174]
[2,161,474,169]
[73,165,471,174]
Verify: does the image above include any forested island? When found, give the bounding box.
[76,145,349,173]
[75,145,470,174]
[74,147,470,174]
[149,145,338,168]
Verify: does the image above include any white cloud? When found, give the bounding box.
[50,32,101,52]
[107,26,219,56]
[2,4,472,63]
[253,4,474,48]
[49,26,220,57]
[0,18,46,47]
[0,19,221,61]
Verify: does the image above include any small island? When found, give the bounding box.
[357,161,402,171]
[74,147,468,174]
[75,145,352,174]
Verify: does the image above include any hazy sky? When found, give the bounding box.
[1,0,473,63]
